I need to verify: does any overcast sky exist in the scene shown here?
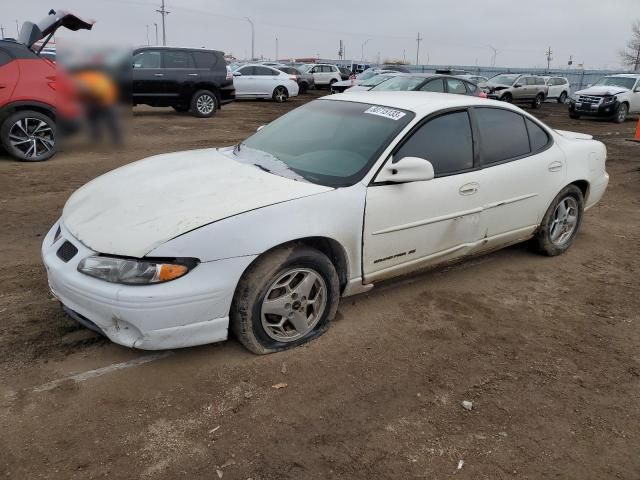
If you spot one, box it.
[3,0,638,69]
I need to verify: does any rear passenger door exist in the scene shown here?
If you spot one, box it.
[472,107,566,248]
[444,78,468,96]
[192,50,222,87]
[253,66,278,95]
[161,50,197,104]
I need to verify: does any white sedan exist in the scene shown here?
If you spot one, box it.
[232,64,299,102]
[42,92,609,353]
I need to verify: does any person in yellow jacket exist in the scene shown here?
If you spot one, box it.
[73,68,122,144]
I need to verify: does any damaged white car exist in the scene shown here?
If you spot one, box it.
[43,92,609,353]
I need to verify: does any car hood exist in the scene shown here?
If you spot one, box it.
[19,10,94,48]
[62,148,332,257]
[574,85,629,96]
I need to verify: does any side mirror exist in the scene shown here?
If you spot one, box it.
[514,83,523,88]
[233,71,242,77]
[375,156,435,183]
[257,125,266,132]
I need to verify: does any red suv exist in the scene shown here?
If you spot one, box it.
[0,10,93,161]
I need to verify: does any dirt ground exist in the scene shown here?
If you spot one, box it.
[1,91,639,480]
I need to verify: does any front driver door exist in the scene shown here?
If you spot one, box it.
[233,66,255,96]
[629,79,640,113]
[363,110,483,283]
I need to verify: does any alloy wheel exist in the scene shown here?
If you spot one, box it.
[549,196,579,246]
[9,117,54,159]
[261,268,327,342]
[617,104,627,123]
[196,94,215,115]
[274,87,287,103]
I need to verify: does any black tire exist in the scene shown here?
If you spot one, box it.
[613,103,628,124]
[501,92,513,103]
[231,245,340,354]
[534,185,584,256]
[557,91,567,104]
[172,105,190,113]
[0,110,56,162]
[189,90,218,118]
[272,86,289,103]
[569,113,581,119]
[299,82,308,94]
[532,93,544,109]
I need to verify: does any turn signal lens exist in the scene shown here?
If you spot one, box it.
[77,256,197,285]
[157,264,188,282]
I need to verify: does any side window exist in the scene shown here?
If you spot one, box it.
[192,51,218,69]
[163,50,193,69]
[446,78,467,95]
[395,111,474,176]
[464,81,477,94]
[253,66,274,76]
[238,66,254,75]
[133,50,161,69]
[420,79,445,92]
[474,108,530,165]
[526,119,550,152]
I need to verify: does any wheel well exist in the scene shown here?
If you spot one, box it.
[0,103,55,123]
[571,180,590,201]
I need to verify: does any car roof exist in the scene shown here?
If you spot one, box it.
[321,91,515,115]
[610,73,640,78]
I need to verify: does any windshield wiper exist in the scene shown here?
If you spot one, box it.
[253,163,271,173]
[233,142,243,154]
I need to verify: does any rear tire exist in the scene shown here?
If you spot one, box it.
[532,93,544,109]
[299,82,308,94]
[231,245,340,354]
[558,91,568,103]
[272,86,289,103]
[190,90,218,118]
[0,110,56,162]
[534,185,584,256]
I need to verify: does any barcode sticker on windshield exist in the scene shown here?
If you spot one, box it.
[364,106,406,120]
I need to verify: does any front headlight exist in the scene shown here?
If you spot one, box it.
[602,95,616,104]
[77,256,198,285]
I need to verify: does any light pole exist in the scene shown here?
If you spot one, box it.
[154,23,159,45]
[488,45,497,67]
[275,37,278,61]
[245,17,255,60]
[361,38,371,62]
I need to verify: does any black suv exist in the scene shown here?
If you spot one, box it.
[132,47,234,117]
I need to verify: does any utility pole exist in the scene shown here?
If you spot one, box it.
[156,0,169,46]
[245,17,255,60]
[488,45,497,66]
[545,46,553,71]
[275,37,278,61]
[15,20,19,36]
[0,25,5,39]
[416,32,423,65]
[154,23,159,45]
[146,24,150,45]
[361,38,371,61]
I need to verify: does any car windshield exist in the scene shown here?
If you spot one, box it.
[360,74,396,87]
[231,100,414,187]
[356,70,379,81]
[592,77,636,90]
[297,64,311,72]
[371,76,427,91]
[489,74,519,86]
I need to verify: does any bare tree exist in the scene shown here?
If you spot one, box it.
[619,20,640,71]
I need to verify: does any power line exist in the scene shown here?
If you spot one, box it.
[155,0,169,46]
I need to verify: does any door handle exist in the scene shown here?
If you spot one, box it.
[548,161,562,172]
[459,183,479,196]
[153,73,164,77]
[188,73,199,76]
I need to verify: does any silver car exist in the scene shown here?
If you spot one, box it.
[484,74,549,109]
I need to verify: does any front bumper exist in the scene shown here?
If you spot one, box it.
[569,99,618,117]
[42,221,256,350]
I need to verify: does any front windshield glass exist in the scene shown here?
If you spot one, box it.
[297,64,311,73]
[356,70,378,81]
[489,74,519,86]
[371,76,425,91]
[231,100,414,187]
[593,77,636,90]
[360,74,396,87]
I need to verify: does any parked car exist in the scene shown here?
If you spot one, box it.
[330,69,398,93]
[569,74,640,123]
[337,65,352,80]
[370,74,486,98]
[458,74,489,84]
[132,47,234,117]
[43,92,608,353]
[543,76,571,103]
[299,63,342,88]
[232,64,299,102]
[344,73,407,92]
[276,66,314,94]
[484,74,548,108]
[0,10,93,162]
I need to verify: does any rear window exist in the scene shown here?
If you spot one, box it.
[474,108,530,165]
[526,119,550,152]
[192,51,218,69]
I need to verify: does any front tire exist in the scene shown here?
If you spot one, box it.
[299,82,308,94]
[231,245,340,354]
[532,93,544,109]
[272,86,289,103]
[558,91,567,103]
[534,185,584,256]
[0,110,56,162]
[613,103,628,124]
[190,90,218,118]
[501,92,513,103]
